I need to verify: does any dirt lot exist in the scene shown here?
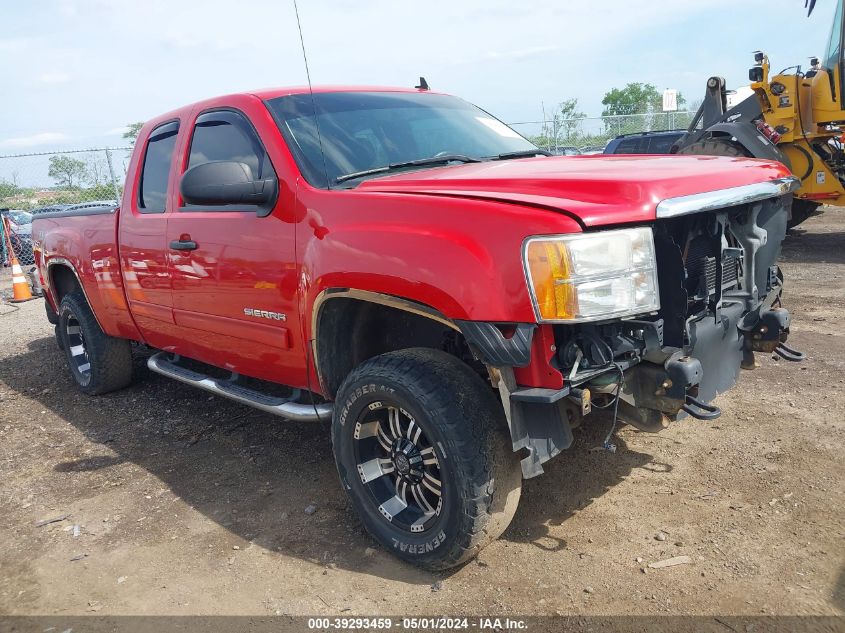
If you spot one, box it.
[0,212,843,618]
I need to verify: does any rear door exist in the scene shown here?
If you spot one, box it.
[166,103,302,386]
[118,120,183,349]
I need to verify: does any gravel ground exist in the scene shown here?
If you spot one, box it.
[0,212,843,617]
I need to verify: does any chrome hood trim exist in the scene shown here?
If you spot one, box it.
[656,177,800,219]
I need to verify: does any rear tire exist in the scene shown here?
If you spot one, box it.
[57,291,133,395]
[332,348,522,570]
[45,299,59,325]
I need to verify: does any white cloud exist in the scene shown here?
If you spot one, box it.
[105,126,129,136]
[0,132,70,149]
[38,72,72,84]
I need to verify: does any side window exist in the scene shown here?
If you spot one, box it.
[138,121,179,213]
[183,110,274,209]
[826,0,843,69]
[614,138,641,154]
[647,135,677,154]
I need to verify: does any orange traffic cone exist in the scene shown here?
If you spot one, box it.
[9,255,33,302]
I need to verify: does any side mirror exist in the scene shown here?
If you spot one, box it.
[180,161,277,210]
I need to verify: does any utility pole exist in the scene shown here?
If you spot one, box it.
[104,148,121,203]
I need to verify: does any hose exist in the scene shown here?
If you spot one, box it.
[600,363,625,453]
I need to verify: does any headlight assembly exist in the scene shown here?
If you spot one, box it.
[523,227,660,323]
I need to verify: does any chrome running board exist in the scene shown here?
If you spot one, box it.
[147,352,332,422]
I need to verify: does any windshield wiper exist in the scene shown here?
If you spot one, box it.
[335,154,481,184]
[489,149,551,160]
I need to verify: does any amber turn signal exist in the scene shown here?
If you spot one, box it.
[524,240,577,320]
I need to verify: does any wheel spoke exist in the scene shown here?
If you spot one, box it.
[388,407,402,440]
[354,420,380,440]
[406,417,423,443]
[410,514,430,533]
[357,458,394,483]
[411,484,435,514]
[422,472,442,496]
[420,446,439,467]
[376,425,393,453]
[396,477,408,504]
[378,494,408,522]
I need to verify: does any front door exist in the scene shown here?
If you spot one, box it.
[166,107,302,387]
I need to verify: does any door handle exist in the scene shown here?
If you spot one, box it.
[169,239,198,251]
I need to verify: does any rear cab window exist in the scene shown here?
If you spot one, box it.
[138,121,179,213]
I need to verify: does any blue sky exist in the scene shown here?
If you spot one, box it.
[0,0,832,154]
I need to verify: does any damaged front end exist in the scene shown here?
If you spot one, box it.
[477,177,804,478]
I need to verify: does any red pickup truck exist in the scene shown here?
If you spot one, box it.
[33,86,802,569]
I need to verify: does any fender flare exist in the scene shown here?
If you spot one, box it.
[310,288,460,337]
[309,289,460,396]
[309,288,538,395]
[44,257,105,330]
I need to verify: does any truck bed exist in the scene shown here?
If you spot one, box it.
[34,207,141,341]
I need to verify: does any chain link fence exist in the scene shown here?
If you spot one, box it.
[0,147,132,268]
[1,216,35,267]
[508,111,696,153]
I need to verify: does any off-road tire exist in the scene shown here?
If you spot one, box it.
[677,137,749,159]
[57,291,133,395]
[332,348,522,570]
[45,298,59,325]
[680,138,821,230]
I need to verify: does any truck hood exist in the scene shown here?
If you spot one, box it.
[356,154,792,227]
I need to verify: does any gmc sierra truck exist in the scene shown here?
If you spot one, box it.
[33,86,803,570]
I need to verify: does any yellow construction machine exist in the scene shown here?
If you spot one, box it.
[674,0,845,227]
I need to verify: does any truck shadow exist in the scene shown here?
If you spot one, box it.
[782,228,845,265]
[0,336,651,584]
[502,425,657,553]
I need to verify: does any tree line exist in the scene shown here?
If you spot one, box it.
[0,153,122,210]
[530,83,694,152]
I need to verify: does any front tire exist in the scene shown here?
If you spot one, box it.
[332,348,522,570]
[57,291,133,395]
